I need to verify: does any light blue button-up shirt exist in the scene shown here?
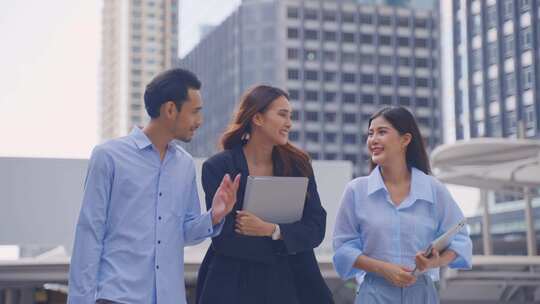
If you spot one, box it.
[68,128,223,304]
[333,166,472,285]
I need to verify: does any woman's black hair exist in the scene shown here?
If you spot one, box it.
[368,106,431,174]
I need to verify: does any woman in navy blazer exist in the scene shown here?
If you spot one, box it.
[196,85,333,304]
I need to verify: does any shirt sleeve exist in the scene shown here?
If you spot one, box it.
[183,163,224,246]
[332,183,365,280]
[435,181,473,270]
[68,146,113,304]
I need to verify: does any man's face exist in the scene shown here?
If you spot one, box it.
[172,88,203,142]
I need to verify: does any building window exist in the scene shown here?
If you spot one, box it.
[414,18,428,28]
[399,96,411,105]
[380,75,393,86]
[304,29,319,40]
[344,154,357,164]
[416,77,429,88]
[361,54,375,63]
[304,70,319,81]
[415,58,428,68]
[306,112,319,122]
[323,10,336,22]
[380,35,392,46]
[287,7,299,19]
[472,49,482,71]
[323,31,337,41]
[487,42,498,65]
[291,110,300,121]
[398,57,411,67]
[415,38,428,48]
[521,27,532,50]
[323,51,336,62]
[486,5,497,28]
[289,131,299,141]
[324,132,337,143]
[503,0,513,19]
[397,16,409,28]
[504,72,515,96]
[287,69,299,80]
[304,9,318,20]
[306,90,319,101]
[360,14,373,24]
[360,34,373,44]
[325,153,337,160]
[472,85,483,107]
[472,14,482,36]
[324,92,336,103]
[343,73,356,83]
[306,131,319,142]
[287,48,299,59]
[522,66,533,90]
[397,36,410,47]
[324,71,337,82]
[342,52,356,63]
[343,12,355,23]
[490,116,501,136]
[520,0,530,11]
[343,93,356,103]
[379,15,392,26]
[289,89,299,100]
[504,34,514,57]
[361,74,374,84]
[325,112,336,122]
[379,55,392,65]
[342,32,355,43]
[416,97,429,107]
[525,105,535,128]
[343,113,356,124]
[344,133,357,144]
[380,95,392,105]
[398,76,411,87]
[488,79,499,101]
[506,111,517,134]
[287,27,299,39]
[362,94,375,104]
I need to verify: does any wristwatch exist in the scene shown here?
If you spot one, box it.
[271,224,281,240]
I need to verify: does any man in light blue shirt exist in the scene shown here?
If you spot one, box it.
[68,68,240,304]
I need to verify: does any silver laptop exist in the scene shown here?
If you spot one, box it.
[242,176,308,224]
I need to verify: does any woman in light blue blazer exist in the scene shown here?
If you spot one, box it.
[333,106,472,304]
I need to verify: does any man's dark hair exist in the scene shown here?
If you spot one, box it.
[144,68,202,118]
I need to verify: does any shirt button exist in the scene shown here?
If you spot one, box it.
[159,192,162,197]
[158,240,161,244]
[156,265,159,269]
[158,216,162,220]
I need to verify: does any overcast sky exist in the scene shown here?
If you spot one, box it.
[0,0,239,159]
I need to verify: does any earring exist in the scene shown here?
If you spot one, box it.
[241,133,251,141]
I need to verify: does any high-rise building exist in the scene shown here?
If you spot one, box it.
[180,0,441,176]
[100,0,179,140]
[441,0,540,142]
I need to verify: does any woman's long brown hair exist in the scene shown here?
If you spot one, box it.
[220,85,313,177]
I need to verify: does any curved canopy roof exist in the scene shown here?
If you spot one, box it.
[431,138,540,191]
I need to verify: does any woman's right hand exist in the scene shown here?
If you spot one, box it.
[378,262,417,287]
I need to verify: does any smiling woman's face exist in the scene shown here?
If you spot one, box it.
[252,96,293,146]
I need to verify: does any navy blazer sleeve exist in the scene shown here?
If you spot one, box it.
[279,173,327,254]
[202,156,276,262]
